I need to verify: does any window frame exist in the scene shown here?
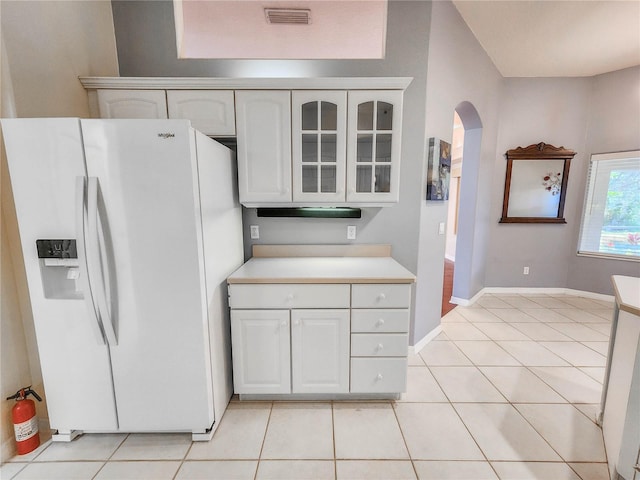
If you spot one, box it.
[577,150,640,262]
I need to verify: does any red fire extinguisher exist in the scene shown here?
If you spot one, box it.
[6,386,42,455]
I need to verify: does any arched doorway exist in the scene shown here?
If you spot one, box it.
[441,111,464,315]
[443,101,483,311]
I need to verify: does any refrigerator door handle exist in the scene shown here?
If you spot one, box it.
[75,176,106,345]
[87,177,118,346]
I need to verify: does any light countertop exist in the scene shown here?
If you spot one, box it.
[612,275,640,316]
[227,256,416,284]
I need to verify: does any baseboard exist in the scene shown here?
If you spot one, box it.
[454,286,615,305]
[450,289,485,306]
[410,325,443,355]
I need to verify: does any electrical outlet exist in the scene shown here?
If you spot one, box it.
[523,266,530,275]
[438,222,445,235]
[250,225,260,240]
[347,225,357,240]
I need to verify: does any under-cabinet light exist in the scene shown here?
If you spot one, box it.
[256,207,362,219]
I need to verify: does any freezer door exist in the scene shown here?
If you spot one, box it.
[80,119,215,431]
[1,118,118,431]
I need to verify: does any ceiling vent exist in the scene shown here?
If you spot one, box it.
[264,8,311,25]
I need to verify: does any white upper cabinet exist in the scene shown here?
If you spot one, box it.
[97,90,168,119]
[292,91,347,203]
[346,90,403,204]
[166,90,235,136]
[235,91,292,205]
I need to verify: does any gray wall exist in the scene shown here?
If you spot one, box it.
[566,66,640,293]
[486,77,592,288]
[112,0,433,344]
[414,0,502,337]
[484,69,640,294]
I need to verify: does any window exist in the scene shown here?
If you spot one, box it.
[578,150,640,261]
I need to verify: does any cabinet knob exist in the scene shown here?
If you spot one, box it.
[376,343,384,351]
[286,293,294,302]
[280,320,288,327]
[377,293,386,301]
[376,373,384,381]
[376,318,385,326]
[293,319,300,326]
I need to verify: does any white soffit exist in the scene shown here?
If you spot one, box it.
[452,0,640,77]
[174,0,388,59]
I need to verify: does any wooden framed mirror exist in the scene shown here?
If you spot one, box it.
[500,142,576,224]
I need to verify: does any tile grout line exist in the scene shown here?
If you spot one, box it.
[440,300,610,477]
[91,432,130,480]
[389,400,419,480]
[331,401,337,480]
[254,401,274,480]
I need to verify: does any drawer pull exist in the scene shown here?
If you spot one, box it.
[376,373,384,381]
[376,319,385,327]
[376,343,384,351]
[285,293,294,302]
[280,320,288,327]
[377,293,386,301]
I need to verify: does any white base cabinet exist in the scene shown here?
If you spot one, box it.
[230,310,290,394]
[228,282,411,397]
[291,309,350,394]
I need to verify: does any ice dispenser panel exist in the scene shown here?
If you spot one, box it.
[37,239,82,299]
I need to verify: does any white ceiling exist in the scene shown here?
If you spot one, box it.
[172,0,640,76]
[452,0,640,77]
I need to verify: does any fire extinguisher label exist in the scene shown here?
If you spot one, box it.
[14,417,38,442]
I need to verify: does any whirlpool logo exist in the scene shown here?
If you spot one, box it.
[158,133,175,139]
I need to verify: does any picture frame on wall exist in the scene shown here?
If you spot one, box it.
[426,137,452,201]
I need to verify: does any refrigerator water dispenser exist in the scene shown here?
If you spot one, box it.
[36,239,83,299]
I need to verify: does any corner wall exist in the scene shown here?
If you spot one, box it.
[0,0,118,460]
[567,66,640,293]
[415,0,502,341]
[485,69,640,294]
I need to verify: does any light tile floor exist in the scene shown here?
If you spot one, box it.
[1,293,614,480]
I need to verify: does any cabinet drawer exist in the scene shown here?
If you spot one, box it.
[351,284,411,308]
[351,334,408,357]
[351,309,409,333]
[229,284,350,309]
[350,358,408,393]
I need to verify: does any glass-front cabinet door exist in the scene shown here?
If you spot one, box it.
[347,90,403,204]
[292,91,347,203]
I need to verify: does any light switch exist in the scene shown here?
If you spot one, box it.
[250,225,260,239]
[438,222,445,235]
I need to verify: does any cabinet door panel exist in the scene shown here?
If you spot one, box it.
[167,90,235,135]
[291,309,350,393]
[236,91,292,205]
[347,90,402,204]
[292,91,346,202]
[97,90,167,119]
[231,310,291,394]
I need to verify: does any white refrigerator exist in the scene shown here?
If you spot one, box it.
[1,118,244,441]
